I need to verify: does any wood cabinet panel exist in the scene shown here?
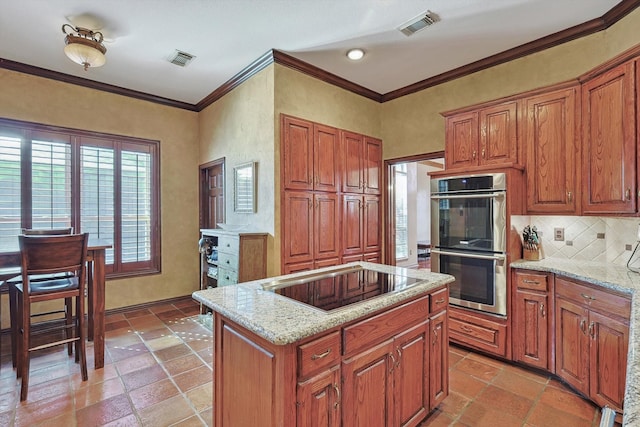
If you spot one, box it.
[314,193,341,260]
[524,87,580,213]
[581,61,636,214]
[448,307,508,358]
[298,332,341,379]
[555,296,591,396]
[445,111,478,169]
[297,367,340,427]
[342,339,395,427]
[283,116,314,191]
[364,137,382,194]
[314,124,340,193]
[342,194,364,255]
[429,310,448,410]
[341,131,364,193]
[284,191,314,264]
[480,102,518,166]
[513,290,549,370]
[364,195,381,253]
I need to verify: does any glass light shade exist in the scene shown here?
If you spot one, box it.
[64,43,106,69]
[347,48,365,61]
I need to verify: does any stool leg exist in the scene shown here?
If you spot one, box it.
[65,297,73,356]
[19,292,30,401]
[77,293,87,381]
[9,283,17,369]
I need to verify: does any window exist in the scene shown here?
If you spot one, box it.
[0,118,160,277]
[395,163,408,260]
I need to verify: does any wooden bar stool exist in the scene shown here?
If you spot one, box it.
[14,233,89,401]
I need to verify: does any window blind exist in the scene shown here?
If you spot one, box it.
[0,135,22,251]
[121,150,152,263]
[395,164,409,259]
[31,139,71,230]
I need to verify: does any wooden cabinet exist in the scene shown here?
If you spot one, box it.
[524,86,580,213]
[341,194,381,257]
[341,131,382,195]
[512,271,553,370]
[429,300,448,409]
[555,277,630,411]
[200,229,268,288]
[448,306,509,358]
[282,116,339,193]
[444,101,518,170]
[283,191,341,264]
[581,61,636,214]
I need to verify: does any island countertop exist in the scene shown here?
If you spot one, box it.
[192,261,454,346]
[511,258,640,426]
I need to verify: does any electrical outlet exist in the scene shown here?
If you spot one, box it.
[566,240,573,246]
[554,227,565,241]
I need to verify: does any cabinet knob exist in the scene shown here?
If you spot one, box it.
[567,191,572,202]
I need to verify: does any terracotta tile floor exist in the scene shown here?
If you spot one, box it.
[0,299,609,426]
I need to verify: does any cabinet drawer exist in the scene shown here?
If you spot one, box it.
[218,251,239,271]
[556,277,631,319]
[343,295,429,356]
[218,236,239,254]
[449,309,508,357]
[430,287,448,313]
[298,331,341,379]
[514,271,548,292]
[218,268,238,286]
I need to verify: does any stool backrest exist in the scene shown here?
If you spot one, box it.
[19,233,89,279]
[21,228,73,236]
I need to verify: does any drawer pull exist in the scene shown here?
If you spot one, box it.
[588,321,595,338]
[311,349,331,360]
[580,293,596,301]
[540,303,545,318]
[461,325,473,333]
[435,298,446,304]
[332,384,340,409]
[522,279,540,285]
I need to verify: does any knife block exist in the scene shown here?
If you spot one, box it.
[523,246,543,261]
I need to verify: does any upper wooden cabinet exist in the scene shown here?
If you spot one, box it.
[581,61,636,214]
[341,131,382,194]
[523,86,580,214]
[444,101,518,170]
[282,115,340,193]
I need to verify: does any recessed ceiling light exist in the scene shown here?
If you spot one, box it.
[347,48,365,61]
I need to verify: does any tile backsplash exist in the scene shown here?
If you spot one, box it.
[511,215,640,267]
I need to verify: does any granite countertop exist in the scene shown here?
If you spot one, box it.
[511,258,640,426]
[192,261,454,346]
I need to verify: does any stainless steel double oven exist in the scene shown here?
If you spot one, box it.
[430,173,507,316]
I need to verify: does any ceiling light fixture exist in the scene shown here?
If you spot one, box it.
[347,48,365,61]
[62,24,107,71]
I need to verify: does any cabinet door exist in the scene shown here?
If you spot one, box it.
[524,87,579,213]
[445,111,478,169]
[479,101,518,166]
[283,116,314,191]
[341,131,364,193]
[342,195,364,255]
[363,195,381,254]
[588,311,629,411]
[513,290,549,370]
[314,124,340,192]
[363,137,382,194]
[581,61,636,214]
[342,339,395,427]
[393,321,430,427]
[555,297,590,396]
[284,191,314,264]
[297,367,341,427]
[314,193,341,260]
[429,310,448,410]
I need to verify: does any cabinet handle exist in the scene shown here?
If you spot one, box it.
[389,353,396,373]
[311,349,331,360]
[332,384,340,409]
[626,188,632,201]
[472,150,477,160]
[567,191,572,202]
[580,319,587,335]
[433,328,438,345]
[588,321,595,338]
[481,148,485,158]
[436,298,446,304]
[396,348,402,368]
[539,303,545,318]
[580,293,596,301]
[461,325,473,333]
[522,279,540,285]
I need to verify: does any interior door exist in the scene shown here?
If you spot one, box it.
[200,159,225,229]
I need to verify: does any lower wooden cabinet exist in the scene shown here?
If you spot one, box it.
[429,310,448,408]
[555,277,630,411]
[297,367,341,427]
[448,306,509,358]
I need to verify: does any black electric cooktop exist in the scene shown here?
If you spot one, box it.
[262,266,423,312]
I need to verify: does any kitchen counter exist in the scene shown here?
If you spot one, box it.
[511,258,640,426]
[192,261,454,345]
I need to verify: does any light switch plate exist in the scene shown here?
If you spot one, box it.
[554,227,565,241]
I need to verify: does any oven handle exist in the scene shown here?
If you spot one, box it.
[431,192,505,200]
[431,249,506,262]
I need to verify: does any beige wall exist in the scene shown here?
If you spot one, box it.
[198,67,278,275]
[0,69,200,323]
[380,7,640,160]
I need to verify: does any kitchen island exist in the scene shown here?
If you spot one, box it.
[192,262,454,427]
[512,258,640,427]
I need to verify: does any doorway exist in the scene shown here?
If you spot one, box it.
[385,153,444,269]
[200,158,225,229]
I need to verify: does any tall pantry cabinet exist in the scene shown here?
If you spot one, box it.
[281,114,382,274]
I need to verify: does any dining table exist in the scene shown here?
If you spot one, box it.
[0,237,112,370]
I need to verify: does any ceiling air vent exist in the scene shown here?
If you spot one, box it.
[398,11,437,36]
[169,50,196,67]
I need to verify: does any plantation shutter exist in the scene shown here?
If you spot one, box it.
[0,132,23,251]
